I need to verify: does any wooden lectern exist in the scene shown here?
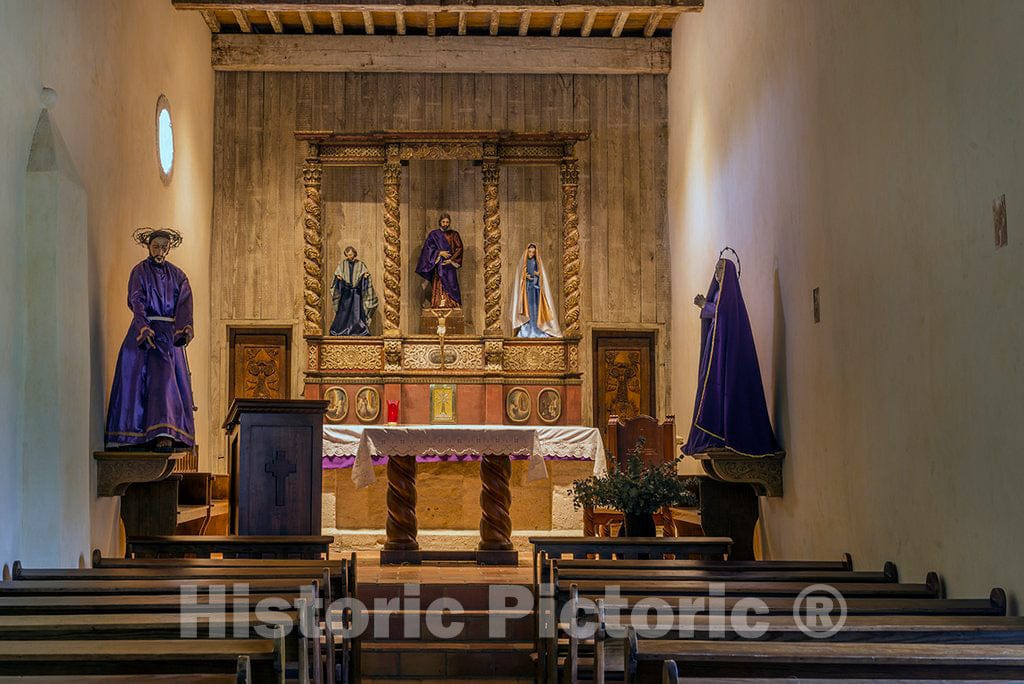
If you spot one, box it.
[223,399,328,535]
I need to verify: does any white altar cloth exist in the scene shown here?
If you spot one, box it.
[322,424,606,488]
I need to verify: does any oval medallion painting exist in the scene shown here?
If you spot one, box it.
[505,387,531,423]
[355,386,381,423]
[324,386,348,423]
[538,388,562,424]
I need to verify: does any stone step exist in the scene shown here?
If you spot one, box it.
[359,609,535,641]
[360,641,535,679]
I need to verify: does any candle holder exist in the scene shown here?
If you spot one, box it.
[387,400,400,425]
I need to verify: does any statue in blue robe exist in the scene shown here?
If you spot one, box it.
[682,257,782,457]
[329,246,378,336]
[511,243,561,338]
[105,228,195,450]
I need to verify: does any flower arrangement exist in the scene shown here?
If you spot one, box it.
[569,436,699,514]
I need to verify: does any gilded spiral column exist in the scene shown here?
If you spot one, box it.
[384,455,419,551]
[482,160,502,336]
[302,162,324,337]
[478,454,513,551]
[560,158,581,336]
[382,153,402,337]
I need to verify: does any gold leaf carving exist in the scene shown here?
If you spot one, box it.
[320,343,383,371]
[503,344,566,373]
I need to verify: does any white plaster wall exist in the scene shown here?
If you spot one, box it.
[669,0,1024,604]
[0,0,213,563]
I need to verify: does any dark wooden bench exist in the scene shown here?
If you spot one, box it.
[0,636,284,682]
[551,561,898,585]
[529,537,733,595]
[126,535,334,559]
[12,560,346,603]
[546,553,854,572]
[645,638,1024,682]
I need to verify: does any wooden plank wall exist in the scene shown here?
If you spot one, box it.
[210,72,669,454]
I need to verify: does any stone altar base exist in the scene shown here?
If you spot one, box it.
[322,459,593,532]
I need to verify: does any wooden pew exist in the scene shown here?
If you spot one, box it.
[530,537,733,592]
[552,561,899,585]
[126,535,333,559]
[547,553,855,572]
[561,585,1014,683]
[641,637,1024,682]
[12,560,346,603]
[0,567,329,683]
[0,635,286,682]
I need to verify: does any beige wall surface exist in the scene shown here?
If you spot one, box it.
[0,0,213,565]
[669,0,1024,601]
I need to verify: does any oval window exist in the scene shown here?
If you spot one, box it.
[156,94,174,184]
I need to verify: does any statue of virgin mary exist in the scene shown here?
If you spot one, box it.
[511,243,561,338]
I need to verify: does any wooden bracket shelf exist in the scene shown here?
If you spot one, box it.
[692,449,785,498]
[93,451,184,497]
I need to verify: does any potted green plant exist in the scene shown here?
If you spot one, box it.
[569,436,699,537]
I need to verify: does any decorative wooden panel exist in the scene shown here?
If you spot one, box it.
[593,331,655,430]
[229,328,291,401]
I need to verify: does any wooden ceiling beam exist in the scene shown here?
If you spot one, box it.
[330,10,344,33]
[232,9,252,32]
[362,9,375,33]
[395,10,406,34]
[610,10,628,37]
[299,10,314,32]
[642,10,663,37]
[457,11,467,35]
[212,34,672,73]
[518,10,531,36]
[266,9,284,32]
[550,11,564,36]
[580,9,597,36]
[200,9,221,32]
[176,1,703,12]
[489,11,501,36]
[427,12,437,35]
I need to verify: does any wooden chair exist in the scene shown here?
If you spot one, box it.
[585,415,678,537]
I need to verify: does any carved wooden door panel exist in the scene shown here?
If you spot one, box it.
[592,332,656,429]
[229,329,291,401]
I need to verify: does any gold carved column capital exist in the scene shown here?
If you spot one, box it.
[302,160,325,337]
[383,338,403,372]
[482,159,502,336]
[382,156,402,337]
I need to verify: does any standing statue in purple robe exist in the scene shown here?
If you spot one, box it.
[105,228,195,450]
[415,213,463,309]
[329,246,378,336]
[682,256,782,457]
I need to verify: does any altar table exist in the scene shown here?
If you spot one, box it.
[322,424,605,564]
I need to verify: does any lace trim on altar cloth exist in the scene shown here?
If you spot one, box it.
[322,450,598,469]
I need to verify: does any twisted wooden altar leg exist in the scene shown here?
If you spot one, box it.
[385,455,419,551]
[479,454,513,551]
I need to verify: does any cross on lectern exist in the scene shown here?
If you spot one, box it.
[265,450,296,507]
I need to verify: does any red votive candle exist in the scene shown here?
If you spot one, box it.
[387,400,399,424]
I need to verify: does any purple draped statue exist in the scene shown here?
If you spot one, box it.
[682,258,781,457]
[415,213,463,308]
[105,230,195,449]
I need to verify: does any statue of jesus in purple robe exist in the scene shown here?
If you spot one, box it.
[415,213,463,309]
[105,228,195,450]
